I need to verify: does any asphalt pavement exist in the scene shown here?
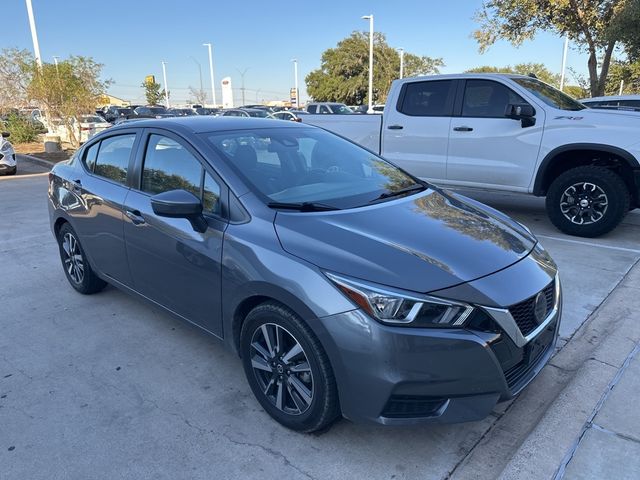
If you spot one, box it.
[1,156,638,479]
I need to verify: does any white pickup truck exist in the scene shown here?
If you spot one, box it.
[305,74,640,237]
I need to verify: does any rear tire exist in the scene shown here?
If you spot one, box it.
[57,223,107,294]
[240,302,340,433]
[546,166,629,237]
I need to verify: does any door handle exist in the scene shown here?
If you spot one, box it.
[387,124,404,130]
[125,209,146,225]
[453,126,473,132]
[71,179,82,192]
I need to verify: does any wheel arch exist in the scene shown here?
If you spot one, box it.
[227,283,321,357]
[533,144,640,203]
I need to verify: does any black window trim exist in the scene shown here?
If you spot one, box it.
[454,78,535,119]
[132,127,229,222]
[394,79,457,117]
[79,129,141,188]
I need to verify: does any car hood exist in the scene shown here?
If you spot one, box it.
[274,188,536,293]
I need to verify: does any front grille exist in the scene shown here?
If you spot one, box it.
[381,395,447,418]
[508,281,555,336]
[503,341,551,391]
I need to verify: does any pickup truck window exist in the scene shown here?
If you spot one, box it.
[512,77,585,111]
[398,80,454,116]
[307,105,317,113]
[462,80,525,118]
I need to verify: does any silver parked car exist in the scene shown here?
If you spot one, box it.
[48,117,561,432]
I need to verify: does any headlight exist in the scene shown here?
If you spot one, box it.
[325,272,474,327]
[0,141,12,153]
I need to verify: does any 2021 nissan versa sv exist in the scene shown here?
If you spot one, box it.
[48,117,562,432]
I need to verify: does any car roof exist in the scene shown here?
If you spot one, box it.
[105,116,306,134]
[581,95,640,102]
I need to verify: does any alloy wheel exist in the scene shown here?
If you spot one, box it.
[559,182,609,225]
[250,323,314,415]
[62,232,84,284]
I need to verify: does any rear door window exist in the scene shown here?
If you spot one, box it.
[398,80,455,116]
[93,134,136,184]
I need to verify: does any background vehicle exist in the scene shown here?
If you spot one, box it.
[272,110,309,122]
[581,95,640,112]
[53,115,112,144]
[194,107,220,116]
[168,108,197,117]
[134,106,173,118]
[101,106,134,123]
[305,74,640,237]
[220,108,274,118]
[48,117,560,433]
[0,131,16,176]
[306,102,353,114]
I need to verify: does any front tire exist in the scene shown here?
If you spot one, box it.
[546,166,630,237]
[57,223,107,294]
[240,302,340,433]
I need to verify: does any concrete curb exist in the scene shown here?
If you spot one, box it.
[16,153,59,169]
[449,258,640,480]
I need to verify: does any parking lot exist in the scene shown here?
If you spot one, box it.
[2,157,639,479]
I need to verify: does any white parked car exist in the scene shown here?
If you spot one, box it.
[581,95,640,112]
[0,131,16,176]
[305,74,640,237]
[55,115,111,144]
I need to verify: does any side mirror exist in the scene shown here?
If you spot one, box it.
[505,103,536,127]
[1,132,9,138]
[150,189,208,233]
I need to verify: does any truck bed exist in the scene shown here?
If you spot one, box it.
[302,114,383,153]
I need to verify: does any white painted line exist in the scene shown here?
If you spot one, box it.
[537,234,640,254]
[0,172,49,181]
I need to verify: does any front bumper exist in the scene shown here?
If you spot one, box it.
[311,250,561,425]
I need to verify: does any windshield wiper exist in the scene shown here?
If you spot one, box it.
[370,183,427,202]
[267,201,340,212]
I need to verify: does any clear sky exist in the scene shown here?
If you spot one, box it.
[4,0,591,105]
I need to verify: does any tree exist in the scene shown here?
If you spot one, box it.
[27,56,111,147]
[306,31,443,104]
[0,48,33,113]
[474,0,636,97]
[142,79,165,105]
[466,63,560,85]
[188,86,207,106]
[610,0,640,61]
[605,60,640,94]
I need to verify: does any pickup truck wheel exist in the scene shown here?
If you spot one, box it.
[546,166,629,237]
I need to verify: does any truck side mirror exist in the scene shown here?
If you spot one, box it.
[505,103,536,127]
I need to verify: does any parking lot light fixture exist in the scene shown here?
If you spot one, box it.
[291,58,299,109]
[362,15,374,113]
[203,43,217,107]
[398,48,404,79]
[25,0,42,68]
[161,61,170,108]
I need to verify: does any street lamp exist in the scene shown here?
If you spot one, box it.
[362,14,374,113]
[291,58,299,109]
[203,43,217,107]
[25,0,42,67]
[398,48,404,79]
[53,56,60,74]
[161,61,170,108]
[559,36,569,92]
[236,68,250,106]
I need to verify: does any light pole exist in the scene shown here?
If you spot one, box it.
[189,56,203,100]
[362,14,374,113]
[203,43,217,107]
[25,0,42,67]
[291,58,299,109]
[559,36,569,91]
[236,68,249,106]
[398,48,404,79]
[53,56,60,74]
[161,61,170,108]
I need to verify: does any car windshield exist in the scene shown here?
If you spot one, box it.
[205,127,422,209]
[149,107,167,114]
[330,104,353,114]
[512,77,585,111]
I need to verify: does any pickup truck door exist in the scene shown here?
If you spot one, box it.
[382,79,456,182]
[446,79,544,191]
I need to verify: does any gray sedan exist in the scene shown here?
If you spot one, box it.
[48,117,561,432]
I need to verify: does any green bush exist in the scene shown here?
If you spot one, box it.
[3,113,42,143]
